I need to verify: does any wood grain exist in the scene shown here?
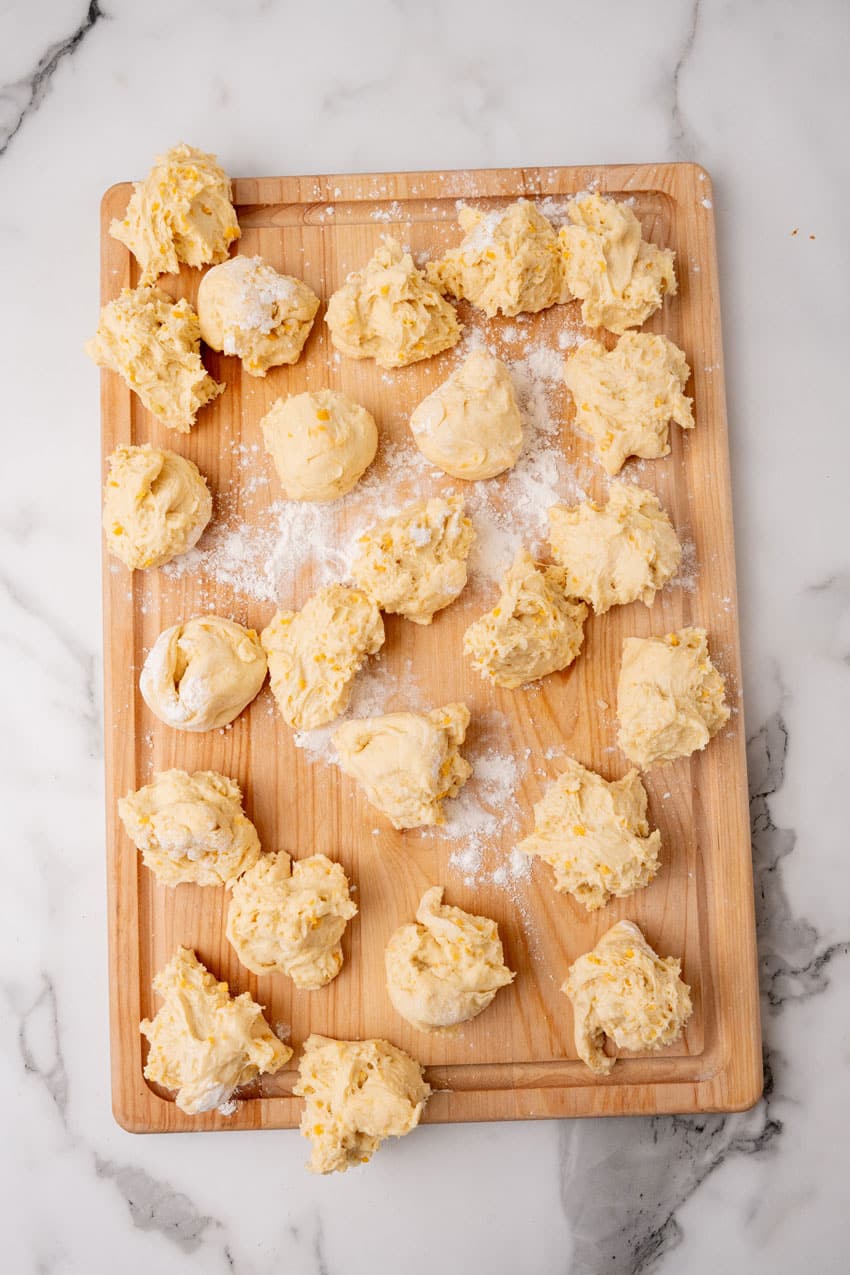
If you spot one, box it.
[100,163,761,1133]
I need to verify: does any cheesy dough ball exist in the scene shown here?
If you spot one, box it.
[559,193,676,333]
[140,947,291,1115]
[518,756,661,909]
[110,143,240,285]
[118,769,261,888]
[351,493,474,625]
[617,627,730,768]
[197,255,320,376]
[548,481,681,613]
[385,886,514,1031]
[563,921,692,1074]
[409,350,523,480]
[103,444,212,570]
[226,851,357,988]
[333,703,472,830]
[427,199,568,317]
[294,1035,430,1174]
[261,390,378,501]
[325,235,460,369]
[86,286,223,433]
[140,615,267,732]
[463,549,587,689]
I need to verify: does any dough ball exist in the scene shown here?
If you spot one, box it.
[103,444,212,570]
[110,143,240,285]
[385,886,514,1032]
[518,756,661,910]
[86,285,223,434]
[564,333,694,475]
[197,255,320,376]
[226,851,357,988]
[333,703,472,830]
[140,615,267,732]
[409,350,523,480]
[617,626,730,768]
[427,199,567,317]
[293,1034,430,1173]
[559,193,676,333]
[118,768,260,887]
[548,481,681,614]
[463,548,587,689]
[325,235,461,369]
[352,493,474,625]
[261,586,384,731]
[562,920,692,1074]
[140,947,291,1115]
[261,389,377,501]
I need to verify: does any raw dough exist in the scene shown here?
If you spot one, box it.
[385,886,514,1031]
[352,493,474,624]
[140,615,267,732]
[102,444,212,570]
[427,199,568,317]
[110,143,240,285]
[333,703,472,830]
[617,626,730,768]
[463,548,587,689]
[85,286,223,433]
[118,769,261,887]
[226,851,357,988]
[518,756,661,910]
[197,255,319,376]
[559,193,676,333]
[564,333,694,475]
[325,235,461,369]
[140,947,291,1114]
[562,920,692,1074]
[409,350,523,480]
[293,1034,430,1174]
[261,586,384,731]
[260,389,377,501]
[548,481,681,613]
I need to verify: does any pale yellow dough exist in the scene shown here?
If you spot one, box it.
[617,626,730,768]
[226,852,357,988]
[352,493,474,625]
[463,548,587,689]
[261,586,384,731]
[409,350,523,480]
[294,1034,430,1174]
[140,615,267,732]
[197,255,319,376]
[325,235,461,369]
[548,481,681,614]
[518,757,661,910]
[110,143,240,285]
[86,286,223,433]
[385,886,514,1031]
[103,444,212,570]
[333,703,472,830]
[562,920,692,1074]
[427,199,568,317]
[559,193,676,333]
[118,769,260,887]
[261,389,378,501]
[564,333,694,475]
[140,947,291,1114]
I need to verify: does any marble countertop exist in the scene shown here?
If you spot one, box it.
[3,1,848,1271]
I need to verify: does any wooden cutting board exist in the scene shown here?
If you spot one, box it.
[100,162,761,1133]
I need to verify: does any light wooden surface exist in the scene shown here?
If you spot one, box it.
[100,162,761,1133]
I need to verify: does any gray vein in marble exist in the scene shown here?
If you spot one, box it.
[17,975,69,1119]
[0,0,103,157]
[670,0,701,160]
[93,1157,220,1255]
[558,696,848,1275]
